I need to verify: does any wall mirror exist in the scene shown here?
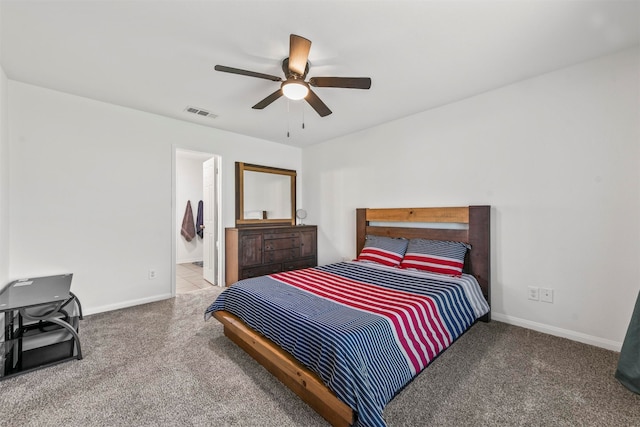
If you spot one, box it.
[235,162,296,227]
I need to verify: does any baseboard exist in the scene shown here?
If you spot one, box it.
[83,293,173,316]
[491,312,622,352]
[176,258,203,265]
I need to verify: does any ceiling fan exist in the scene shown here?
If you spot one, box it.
[214,34,372,117]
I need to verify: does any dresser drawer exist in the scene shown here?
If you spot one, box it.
[264,248,301,263]
[282,258,317,272]
[241,263,282,279]
[263,232,298,240]
[264,237,300,251]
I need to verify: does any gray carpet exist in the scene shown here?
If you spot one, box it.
[1,286,638,426]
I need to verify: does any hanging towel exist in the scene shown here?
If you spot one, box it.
[181,200,196,242]
[196,200,204,238]
[615,290,640,394]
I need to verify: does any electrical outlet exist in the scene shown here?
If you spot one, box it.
[148,269,157,280]
[540,288,554,303]
[528,286,539,301]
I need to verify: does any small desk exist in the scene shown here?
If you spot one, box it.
[1,281,83,380]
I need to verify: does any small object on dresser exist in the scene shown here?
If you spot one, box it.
[296,209,307,225]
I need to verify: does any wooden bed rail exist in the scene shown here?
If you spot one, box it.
[213,311,354,427]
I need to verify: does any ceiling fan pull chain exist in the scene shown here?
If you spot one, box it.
[287,99,291,137]
[302,103,305,130]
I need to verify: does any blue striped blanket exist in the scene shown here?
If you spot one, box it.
[205,261,489,427]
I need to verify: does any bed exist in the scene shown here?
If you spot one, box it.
[205,206,490,427]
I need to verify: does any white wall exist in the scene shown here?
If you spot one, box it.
[175,151,209,264]
[0,65,9,286]
[302,48,640,351]
[8,81,301,314]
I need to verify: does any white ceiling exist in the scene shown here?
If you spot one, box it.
[1,1,638,147]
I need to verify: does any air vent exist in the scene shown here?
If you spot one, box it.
[184,106,218,119]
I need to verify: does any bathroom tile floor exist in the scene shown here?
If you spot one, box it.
[176,262,214,294]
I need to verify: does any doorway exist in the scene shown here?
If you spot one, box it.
[173,148,221,294]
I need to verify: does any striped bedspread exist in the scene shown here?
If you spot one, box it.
[205,261,489,427]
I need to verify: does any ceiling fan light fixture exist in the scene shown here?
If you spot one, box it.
[281,80,309,100]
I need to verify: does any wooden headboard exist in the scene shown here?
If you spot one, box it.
[356,206,491,318]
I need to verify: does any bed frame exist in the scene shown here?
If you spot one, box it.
[213,206,491,427]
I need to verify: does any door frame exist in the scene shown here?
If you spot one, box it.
[171,146,223,295]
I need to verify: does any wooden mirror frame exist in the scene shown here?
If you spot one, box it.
[235,162,297,227]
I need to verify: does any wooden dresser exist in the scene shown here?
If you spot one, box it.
[225,225,317,286]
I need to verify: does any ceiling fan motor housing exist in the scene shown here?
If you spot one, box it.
[282,57,310,79]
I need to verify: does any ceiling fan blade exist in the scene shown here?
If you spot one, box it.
[214,65,282,82]
[309,77,372,89]
[252,89,283,110]
[288,34,311,77]
[305,89,332,117]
